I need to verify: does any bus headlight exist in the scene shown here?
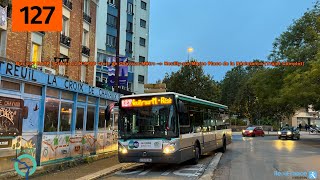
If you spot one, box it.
[119,144,128,154]
[163,145,175,154]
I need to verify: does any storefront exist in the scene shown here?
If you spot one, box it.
[0,61,121,172]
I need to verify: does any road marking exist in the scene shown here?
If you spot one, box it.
[161,169,172,176]
[173,164,204,177]
[138,168,152,175]
[115,168,143,175]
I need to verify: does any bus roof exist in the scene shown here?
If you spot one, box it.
[120,92,228,109]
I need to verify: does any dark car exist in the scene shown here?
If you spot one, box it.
[242,126,265,137]
[278,127,300,140]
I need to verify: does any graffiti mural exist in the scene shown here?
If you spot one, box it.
[22,99,40,132]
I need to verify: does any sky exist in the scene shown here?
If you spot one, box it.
[147,0,316,83]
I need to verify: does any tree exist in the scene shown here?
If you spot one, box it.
[162,60,221,102]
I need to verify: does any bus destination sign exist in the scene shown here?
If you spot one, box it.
[121,97,173,107]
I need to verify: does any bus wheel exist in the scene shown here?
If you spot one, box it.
[191,145,200,165]
[219,137,226,153]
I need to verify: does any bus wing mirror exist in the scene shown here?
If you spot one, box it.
[22,106,28,119]
[178,101,186,113]
[105,103,117,123]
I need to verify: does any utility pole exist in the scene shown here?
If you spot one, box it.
[114,0,121,93]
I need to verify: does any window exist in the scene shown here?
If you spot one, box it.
[100,99,106,106]
[31,43,41,65]
[138,75,144,84]
[88,96,97,104]
[76,107,84,130]
[44,98,59,132]
[61,91,73,100]
[108,0,115,6]
[46,88,59,98]
[59,54,68,75]
[141,1,147,10]
[127,2,133,14]
[99,108,112,130]
[127,22,133,32]
[139,37,146,47]
[81,65,86,82]
[78,94,86,102]
[59,102,73,131]
[86,106,95,131]
[62,16,69,36]
[126,41,132,52]
[139,56,145,62]
[83,0,90,14]
[24,83,42,95]
[140,19,146,28]
[83,29,89,47]
[1,80,20,91]
[107,14,117,27]
[106,34,116,48]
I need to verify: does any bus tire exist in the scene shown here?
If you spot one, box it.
[219,137,227,153]
[191,145,200,165]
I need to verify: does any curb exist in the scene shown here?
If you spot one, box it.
[199,152,222,180]
[75,163,139,180]
[0,151,117,180]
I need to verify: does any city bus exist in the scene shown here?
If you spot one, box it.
[107,92,231,164]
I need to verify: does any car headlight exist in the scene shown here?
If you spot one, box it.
[163,145,175,154]
[249,130,253,133]
[242,130,245,133]
[278,131,281,135]
[287,131,292,135]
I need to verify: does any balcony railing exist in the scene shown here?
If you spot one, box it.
[60,34,71,47]
[63,0,73,10]
[38,31,45,35]
[83,12,91,24]
[82,45,90,56]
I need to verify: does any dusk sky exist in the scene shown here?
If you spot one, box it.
[148,0,315,83]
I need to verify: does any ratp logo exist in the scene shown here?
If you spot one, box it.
[308,171,317,179]
[12,154,37,180]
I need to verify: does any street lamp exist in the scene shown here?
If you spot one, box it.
[187,47,193,61]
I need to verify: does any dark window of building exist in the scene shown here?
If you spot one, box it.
[100,99,106,106]
[127,21,133,32]
[44,98,59,132]
[1,80,20,91]
[59,102,73,132]
[61,91,73,100]
[78,94,86,102]
[24,83,42,95]
[140,19,146,28]
[138,75,144,84]
[107,14,117,27]
[140,37,146,47]
[46,88,59,98]
[127,2,133,14]
[126,41,132,52]
[86,106,95,131]
[76,107,84,130]
[88,96,97,104]
[141,1,147,10]
[139,56,145,62]
[106,34,116,48]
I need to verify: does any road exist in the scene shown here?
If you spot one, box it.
[213,133,320,180]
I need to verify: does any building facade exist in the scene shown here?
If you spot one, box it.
[0,0,123,174]
[95,0,150,94]
[1,0,98,86]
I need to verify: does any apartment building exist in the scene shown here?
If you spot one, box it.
[95,0,150,94]
[1,0,97,86]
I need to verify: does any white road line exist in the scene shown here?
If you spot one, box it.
[199,152,223,180]
[138,168,152,176]
[161,169,172,176]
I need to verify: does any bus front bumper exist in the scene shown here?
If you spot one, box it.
[118,150,181,164]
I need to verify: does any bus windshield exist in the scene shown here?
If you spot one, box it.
[119,104,178,139]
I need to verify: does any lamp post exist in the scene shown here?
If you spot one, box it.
[187,47,193,61]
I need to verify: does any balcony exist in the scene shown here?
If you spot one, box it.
[83,12,91,24]
[60,34,71,47]
[38,31,45,35]
[82,45,90,56]
[63,0,73,10]
[125,49,133,54]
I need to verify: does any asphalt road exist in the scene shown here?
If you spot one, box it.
[100,152,216,180]
[213,133,320,180]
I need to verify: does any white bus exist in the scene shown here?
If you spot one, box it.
[107,92,231,164]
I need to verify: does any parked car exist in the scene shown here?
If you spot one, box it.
[278,127,300,140]
[242,127,265,137]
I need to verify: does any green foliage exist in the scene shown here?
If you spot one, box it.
[162,59,221,102]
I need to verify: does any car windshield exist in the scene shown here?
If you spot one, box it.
[246,127,255,130]
[119,104,178,139]
[281,127,293,131]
